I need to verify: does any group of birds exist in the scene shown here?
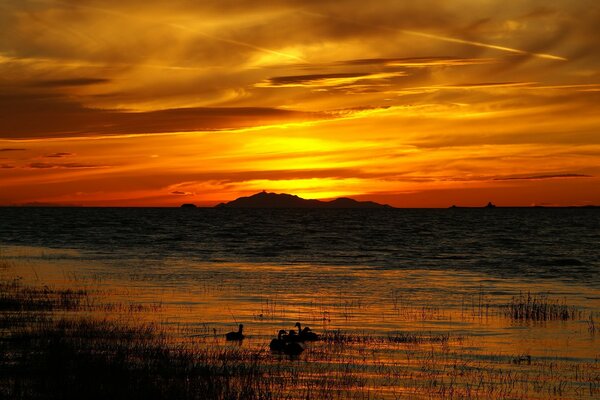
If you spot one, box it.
[269,322,320,355]
[225,322,320,356]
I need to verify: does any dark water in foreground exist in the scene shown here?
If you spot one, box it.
[1,207,599,399]
[1,207,598,285]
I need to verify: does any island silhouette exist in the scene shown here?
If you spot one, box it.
[215,191,392,209]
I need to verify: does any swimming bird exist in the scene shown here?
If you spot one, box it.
[283,340,305,356]
[283,329,303,342]
[295,322,320,341]
[269,329,287,351]
[225,324,245,341]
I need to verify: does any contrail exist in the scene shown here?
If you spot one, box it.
[168,22,307,63]
[402,30,566,61]
[301,10,566,62]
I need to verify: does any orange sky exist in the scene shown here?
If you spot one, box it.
[1,0,599,207]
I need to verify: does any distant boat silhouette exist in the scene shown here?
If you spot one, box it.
[225,324,245,341]
[449,202,498,209]
[269,329,287,351]
[295,322,320,341]
[215,191,392,209]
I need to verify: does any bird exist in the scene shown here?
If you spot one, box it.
[283,340,305,356]
[295,322,320,341]
[283,329,303,342]
[270,328,306,356]
[225,324,245,341]
[269,329,287,351]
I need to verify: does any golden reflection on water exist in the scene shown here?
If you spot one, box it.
[2,245,599,399]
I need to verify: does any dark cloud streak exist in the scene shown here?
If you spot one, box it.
[493,173,591,181]
[45,152,74,158]
[0,93,326,139]
[26,162,106,169]
[30,78,110,87]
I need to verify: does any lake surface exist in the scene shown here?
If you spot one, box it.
[1,207,599,398]
[1,207,599,284]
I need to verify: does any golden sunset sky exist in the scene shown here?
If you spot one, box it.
[1,0,599,207]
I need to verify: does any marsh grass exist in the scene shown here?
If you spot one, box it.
[1,319,277,400]
[1,259,598,399]
[0,283,278,400]
[503,292,582,321]
[0,278,87,312]
[322,330,455,345]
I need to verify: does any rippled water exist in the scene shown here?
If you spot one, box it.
[1,207,599,285]
[1,207,599,398]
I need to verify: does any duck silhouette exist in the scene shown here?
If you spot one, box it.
[225,324,245,341]
[269,329,305,355]
[283,340,305,356]
[269,329,287,351]
[283,329,303,342]
[295,322,320,341]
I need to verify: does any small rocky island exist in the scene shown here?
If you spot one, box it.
[215,191,392,209]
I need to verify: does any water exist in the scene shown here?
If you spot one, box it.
[1,207,599,398]
[1,207,599,285]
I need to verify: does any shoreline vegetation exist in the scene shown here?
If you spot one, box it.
[1,256,598,399]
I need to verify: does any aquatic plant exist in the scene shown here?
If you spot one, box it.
[503,292,581,321]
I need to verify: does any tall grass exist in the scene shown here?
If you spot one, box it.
[1,259,598,399]
[503,292,582,321]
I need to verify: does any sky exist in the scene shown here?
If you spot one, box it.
[1,0,599,207]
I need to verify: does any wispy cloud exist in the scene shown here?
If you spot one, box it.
[0,93,328,139]
[493,173,591,181]
[336,57,496,67]
[1,0,599,207]
[45,152,74,158]
[26,162,106,169]
[257,72,406,88]
[31,78,110,87]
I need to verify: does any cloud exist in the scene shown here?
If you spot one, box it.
[444,81,535,88]
[493,173,592,181]
[31,78,110,87]
[0,92,327,139]
[0,0,599,207]
[333,56,496,67]
[257,71,406,88]
[170,191,193,196]
[0,148,26,152]
[26,162,106,169]
[0,164,15,169]
[45,152,74,158]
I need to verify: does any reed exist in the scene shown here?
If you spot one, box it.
[503,292,581,321]
[1,258,598,400]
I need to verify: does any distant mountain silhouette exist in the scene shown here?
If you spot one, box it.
[215,191,392,209]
